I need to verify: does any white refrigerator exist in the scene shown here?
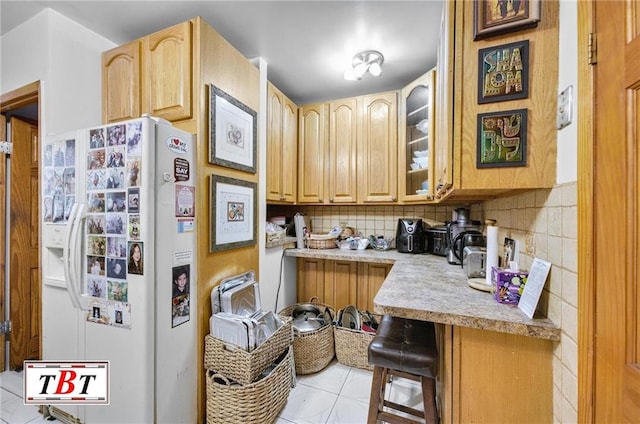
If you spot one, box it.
[40,115,197,423]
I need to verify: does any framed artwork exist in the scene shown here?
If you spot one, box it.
[478,40,529,104]
[209,175,256,252]
[473,0,541,40]
[477,109,527,168]
[209,84,257,173]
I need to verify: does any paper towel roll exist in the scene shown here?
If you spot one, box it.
[485,225,499,286]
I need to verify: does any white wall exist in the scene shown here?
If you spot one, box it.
[1,8,116,135]
[556,0,578,184]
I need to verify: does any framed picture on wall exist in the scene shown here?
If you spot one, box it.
[209,175,256,252]
[208,84,257,173]
[473,0,541,40]
[476,109,527,168]
[478,40,529,104]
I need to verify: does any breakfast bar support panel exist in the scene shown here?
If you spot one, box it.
[451,326,553,423]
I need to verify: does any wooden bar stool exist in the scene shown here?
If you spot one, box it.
[367,315,439,424]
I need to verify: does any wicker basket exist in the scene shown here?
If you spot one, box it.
[204,317,292,385]
[306,234,338,249]
[206,347,293,424]
[334,310,381,371]
[279,300,335,375]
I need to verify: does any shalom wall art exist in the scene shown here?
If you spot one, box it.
[477,109,527,168]
[478,40,529,104]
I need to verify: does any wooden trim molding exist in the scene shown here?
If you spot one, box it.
[577,1,595,423]
[0,81,40,112]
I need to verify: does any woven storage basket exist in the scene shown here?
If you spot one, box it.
[306,234,337,249]
[279,300,335,375]
[206,347,293,424]
[204,317,292,385]
[334,310,381,371]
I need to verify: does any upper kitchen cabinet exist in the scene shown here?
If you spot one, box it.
[327,98,358,204]
[298,103,328,203]
[434,0,558,202]
[398,69,435,202]
[298,92,398,205]
[102,21,193,124]
[267,82,298,204]
[358,92,398,203]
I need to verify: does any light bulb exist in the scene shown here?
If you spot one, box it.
[353,62,368,78]
[368,62,382,77]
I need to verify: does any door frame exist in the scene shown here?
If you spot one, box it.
[1,81,41,371]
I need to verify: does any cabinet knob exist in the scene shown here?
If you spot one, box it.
[391,196,396,201]
[329,198,334,203]
[319,198,323,203]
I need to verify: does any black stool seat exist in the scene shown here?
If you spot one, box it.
[368,315,438,379]
[367,315,439,424]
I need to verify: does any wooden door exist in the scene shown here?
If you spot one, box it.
[144,21,192,122]
[581,1,640,422]
[102,40,141,123]
[298,104,327,203]
[281,96,297,203]
[0,114,5,371]
[327,98,357,204]
[9,117,40,368]
[266,83,283,202]
[358,92,397,203]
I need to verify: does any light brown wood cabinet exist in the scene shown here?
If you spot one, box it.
[433,0,558,202]
[398,69,436,202]
[102,21,192,124]
[266,82,297,203]
[297,258,391,312]
[441,326,553,424]
[297,103,328,203]
[298,92,397,204]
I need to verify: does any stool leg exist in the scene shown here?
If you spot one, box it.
[421,376,438,424]
[368,366,387,424]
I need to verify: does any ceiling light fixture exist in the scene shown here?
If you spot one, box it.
[344,50,384,81]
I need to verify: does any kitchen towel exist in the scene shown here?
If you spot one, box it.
[485,225,499,286]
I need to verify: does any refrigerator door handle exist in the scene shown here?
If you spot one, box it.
[63,203,84,309]
[69,203,86,309]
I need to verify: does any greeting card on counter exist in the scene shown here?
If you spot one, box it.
[518,258,552,319]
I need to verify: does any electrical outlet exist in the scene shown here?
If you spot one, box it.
[557,85,573,130]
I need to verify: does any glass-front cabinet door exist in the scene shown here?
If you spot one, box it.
[398,68,435,202]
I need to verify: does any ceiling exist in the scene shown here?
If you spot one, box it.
[0,1,443,106]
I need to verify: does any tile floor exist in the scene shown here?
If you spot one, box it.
[276,359,424,424]
[0,371,48,424]
[1,360,425,424]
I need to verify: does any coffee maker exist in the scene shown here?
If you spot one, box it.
[396,218,426,253]
[446,208,484,265]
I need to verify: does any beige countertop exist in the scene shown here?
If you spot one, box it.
[284,248,560,341]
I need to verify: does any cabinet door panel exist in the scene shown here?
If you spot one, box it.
[281,98,298,202]
[359,93,397,203]
[298,104,327,203]
[297,258,325,304]
[145,21,192,121]
[102,41,141,123]
[267,85,283,202]
[328,99,358,203]
[357,262,391,312]
[324,261,357,311]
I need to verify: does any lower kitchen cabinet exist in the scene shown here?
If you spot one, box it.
[296,258,391,312]
[440,325,553,424]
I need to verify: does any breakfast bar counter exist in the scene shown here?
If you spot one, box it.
[284,248,559,341]
[285,247,557,423]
